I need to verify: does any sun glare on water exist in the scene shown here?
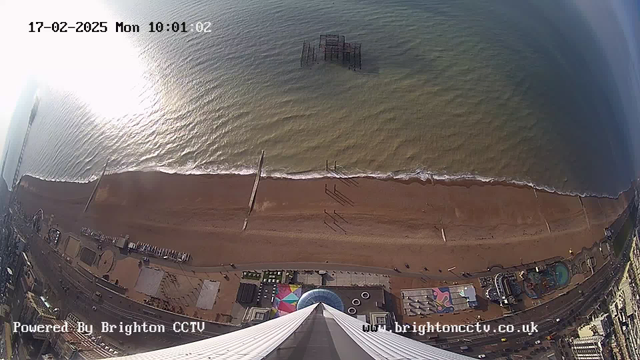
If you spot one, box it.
[2,0,157,120]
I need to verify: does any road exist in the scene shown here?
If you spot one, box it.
[426,211,633,358]
[440,258,614,357]
[16,220,238,354]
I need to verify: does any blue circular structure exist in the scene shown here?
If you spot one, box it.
[297,289,345,312]
[554,262,570,287]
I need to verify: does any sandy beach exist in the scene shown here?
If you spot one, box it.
[15,172,632,273]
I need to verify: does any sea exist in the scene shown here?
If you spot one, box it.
[4,0,639,197]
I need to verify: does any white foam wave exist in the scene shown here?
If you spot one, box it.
[21,164,627,199]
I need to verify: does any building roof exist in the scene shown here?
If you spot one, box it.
[113,303,474,360]
[243,307,271,323]
[55,325,115,358]
[26,292,55,318]
[578,314,608,338]
[297,289,344,312]
[3,322,12,358]
[402,284,478,315]
[236,283,257,304]
[572,335,605,345]
[195,280,220,310]
[113,237,127,248]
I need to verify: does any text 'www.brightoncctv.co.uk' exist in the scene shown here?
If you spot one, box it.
[362,321,539,335]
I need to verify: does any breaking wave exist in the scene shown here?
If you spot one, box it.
[22,164,626,199]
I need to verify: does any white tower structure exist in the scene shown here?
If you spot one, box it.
[115,303,473,360]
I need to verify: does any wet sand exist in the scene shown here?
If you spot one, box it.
[15,172,632,273]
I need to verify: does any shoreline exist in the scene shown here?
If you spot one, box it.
[19,167,632,199]
[15,171,633,273]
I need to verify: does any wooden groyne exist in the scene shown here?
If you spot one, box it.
[248,150,265,215]
[243,151,265,230]
[83,159,109,213]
